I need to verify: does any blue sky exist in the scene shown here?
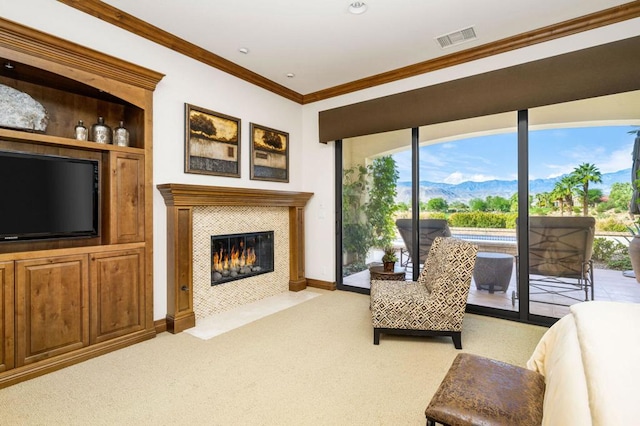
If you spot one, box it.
[392,125,638,184]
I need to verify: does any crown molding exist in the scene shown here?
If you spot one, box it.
[58,0,640,105]
[0,15,163,92]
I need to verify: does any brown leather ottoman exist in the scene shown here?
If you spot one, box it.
[425,353,545,426]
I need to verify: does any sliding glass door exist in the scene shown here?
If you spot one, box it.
[415,113,519,312]
[336,90,640,323]
[525,91,640,319]
[340,129,411,292]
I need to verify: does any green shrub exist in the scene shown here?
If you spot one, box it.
[592,237,630,270]
[596,218,629,232]
[593,237,620,260]
[448,212,506,228]
[504,213,518,229]
[342,261,367,277]
[608,257,632,271]
[425,212,447,220]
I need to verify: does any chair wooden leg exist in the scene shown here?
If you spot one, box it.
[374,328,380,345]
[452,332,462,349]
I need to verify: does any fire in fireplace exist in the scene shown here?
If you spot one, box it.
[211,231,274,285]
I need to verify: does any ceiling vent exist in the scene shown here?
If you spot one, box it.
[435,26,477,49]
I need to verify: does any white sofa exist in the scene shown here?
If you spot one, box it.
[527,301,640,425]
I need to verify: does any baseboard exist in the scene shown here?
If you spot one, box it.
[306,278,336,291]
[154,318,168,334]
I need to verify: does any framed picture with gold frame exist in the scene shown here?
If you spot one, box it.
[250,123,289,182]
[185,103,240,177]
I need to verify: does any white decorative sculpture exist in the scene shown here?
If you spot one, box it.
[0,83,48,132]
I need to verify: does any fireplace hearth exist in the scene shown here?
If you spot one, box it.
[211,231,274,285]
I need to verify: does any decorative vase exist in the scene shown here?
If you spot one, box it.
[113,120,130,147]
[628,235,640,283]
[90,116,111,144]
[74,120,88,141]
[383,261,395,272]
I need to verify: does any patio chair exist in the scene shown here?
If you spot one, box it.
[395,219,451,268]
[370,237,478,349]
[512,216,595,307]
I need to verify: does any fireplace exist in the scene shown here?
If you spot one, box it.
[158,184,313,333]
[211,231,274,285]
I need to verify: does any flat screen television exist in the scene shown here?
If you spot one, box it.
[0,150,99,242]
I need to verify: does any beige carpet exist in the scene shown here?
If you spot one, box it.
[0,289,547,425]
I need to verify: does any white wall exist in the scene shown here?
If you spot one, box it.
[3,1,639,319]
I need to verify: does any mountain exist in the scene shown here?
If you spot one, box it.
[395,168,631,204]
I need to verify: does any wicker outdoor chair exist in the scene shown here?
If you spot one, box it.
[370,237,478,349]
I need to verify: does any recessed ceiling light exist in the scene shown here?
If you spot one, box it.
[238,47,249,54]
[348,2,367,15]
[4,61,14,69]
[286,73,295,78]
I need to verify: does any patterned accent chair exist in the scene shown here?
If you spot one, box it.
[370,237,478,349]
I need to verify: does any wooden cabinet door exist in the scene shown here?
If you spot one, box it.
[0,261,14,372]
[105,151,145,244]
[15,255,89,366]
[90,248,145,344]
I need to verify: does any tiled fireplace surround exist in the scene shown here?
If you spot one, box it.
[193,206,288,319]
[158,184,313,333]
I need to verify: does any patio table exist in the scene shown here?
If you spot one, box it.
[473,252,514,293]
[369,265,407,283]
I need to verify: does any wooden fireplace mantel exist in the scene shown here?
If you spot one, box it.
[157,183,313,333]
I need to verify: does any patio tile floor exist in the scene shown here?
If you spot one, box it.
[344,263,640,319]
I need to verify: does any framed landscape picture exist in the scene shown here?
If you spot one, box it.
[185,104,241,177]
[250,123,289,182]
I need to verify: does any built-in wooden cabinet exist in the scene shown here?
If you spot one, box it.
[90,248,145,344]
[105,152,145,244]
[0,17,162,387]
[0,261,14,372]
[15,254,89,367]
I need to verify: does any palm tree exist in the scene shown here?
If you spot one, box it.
[551,185,565,215]
[553,176,577,216]
[571,163,602,216]
[534,191,554,209]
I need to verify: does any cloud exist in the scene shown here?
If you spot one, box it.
[597,142,633,173]
[443,172,498,184]
[539,142,632,178]
[443,172,464,184]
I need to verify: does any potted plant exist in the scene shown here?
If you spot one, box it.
[382,246,398,272]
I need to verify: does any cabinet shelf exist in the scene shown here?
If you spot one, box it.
[0,128,144,155]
